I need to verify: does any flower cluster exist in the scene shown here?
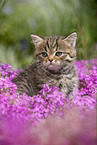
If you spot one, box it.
[72,59,97,109]
[0,63,67,124]
[0,60,97,122]
[0,59,97,145]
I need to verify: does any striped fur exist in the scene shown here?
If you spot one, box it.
[13,32,78,97]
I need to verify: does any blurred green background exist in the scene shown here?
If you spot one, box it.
[0,0,97,68]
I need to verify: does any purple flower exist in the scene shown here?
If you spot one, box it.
[0,59,97,123]
[0,59,97,145]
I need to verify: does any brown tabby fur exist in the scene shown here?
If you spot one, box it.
[12,32,78,97]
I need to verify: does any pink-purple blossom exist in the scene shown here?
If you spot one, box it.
[0,59,97,145]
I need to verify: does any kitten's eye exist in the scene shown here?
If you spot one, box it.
[55,52,62,56]
[42,52,48,57]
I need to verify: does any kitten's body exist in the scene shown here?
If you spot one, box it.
[13,33,78,97]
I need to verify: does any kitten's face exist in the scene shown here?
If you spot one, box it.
[31,33,77,72]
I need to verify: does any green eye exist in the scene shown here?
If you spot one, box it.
[42,52,48,57]
[55,52,62,56]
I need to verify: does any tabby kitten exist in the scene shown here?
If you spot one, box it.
[12,32,78,97]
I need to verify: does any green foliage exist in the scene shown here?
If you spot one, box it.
[0,45,20,68]
[0,0,97,67]
[0,0,8,10]
[0,45,34,69]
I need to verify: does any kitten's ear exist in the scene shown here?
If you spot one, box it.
[31,34,43,47]
[63,32,77,48]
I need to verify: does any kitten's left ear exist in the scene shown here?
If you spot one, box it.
[31,34,43,47]
[63,32,77,48]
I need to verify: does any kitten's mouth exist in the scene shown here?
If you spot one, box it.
[48,64,55,69]
[46,64,61,74]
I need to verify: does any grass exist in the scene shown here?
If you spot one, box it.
[0,0,97,68]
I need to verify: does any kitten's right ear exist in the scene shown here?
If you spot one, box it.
[63,32,77,48]
[31,35,43,47]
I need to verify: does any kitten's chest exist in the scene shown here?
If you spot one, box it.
[34,68,62,88]
[48,75,66,87]
[46,73,77,95]
[31,63,77,95]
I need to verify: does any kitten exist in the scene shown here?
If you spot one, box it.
[12,32,78,97]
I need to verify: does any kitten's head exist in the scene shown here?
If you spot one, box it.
[31,32,77,73]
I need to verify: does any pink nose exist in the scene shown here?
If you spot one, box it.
[49,59,53,62]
